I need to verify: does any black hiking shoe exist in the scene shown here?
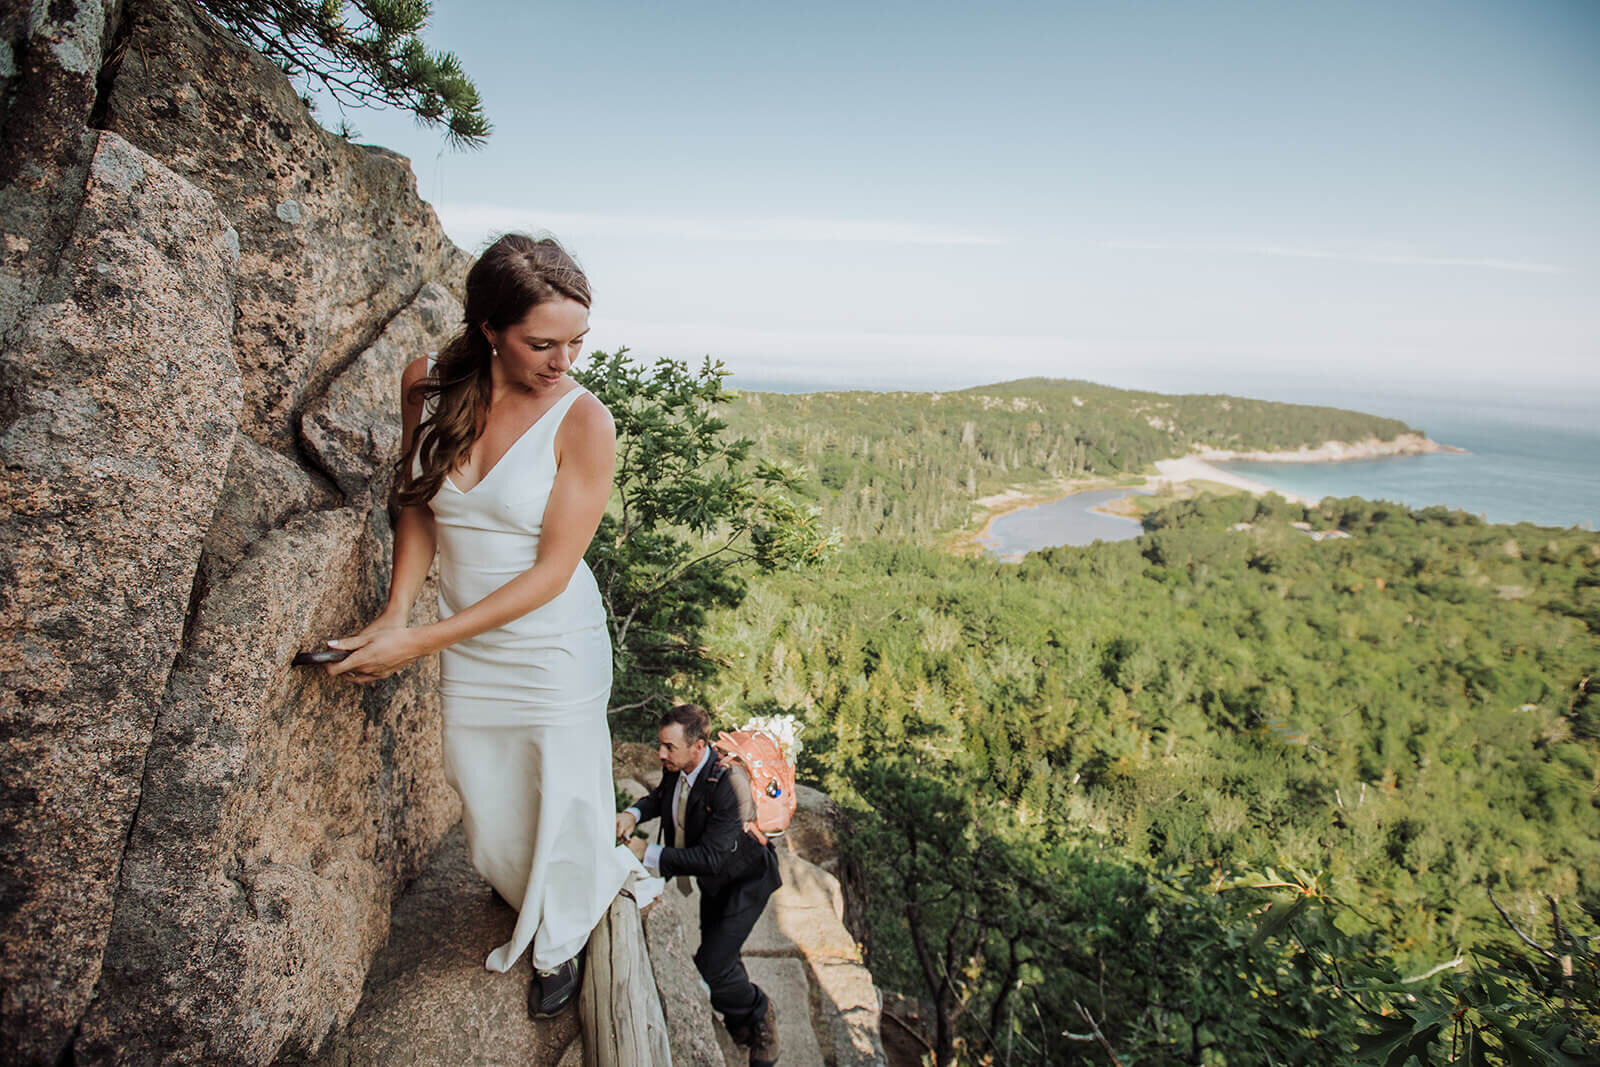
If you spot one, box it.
[528,954,583,1019]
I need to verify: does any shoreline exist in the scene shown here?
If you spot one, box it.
[1147,456,1322,506]
[952,477,1141,556]
[957,433,1458,555]
[1192,432,1465,464]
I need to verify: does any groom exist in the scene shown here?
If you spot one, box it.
[618,704,783,1066]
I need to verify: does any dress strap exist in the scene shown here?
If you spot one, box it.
[540,383,589,435]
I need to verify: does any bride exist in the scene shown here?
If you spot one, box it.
[323,233,630,1018]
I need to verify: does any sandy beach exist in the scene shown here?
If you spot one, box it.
[1148,456,1322,506]
[963,433,1462,552]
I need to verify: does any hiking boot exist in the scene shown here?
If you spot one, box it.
[748,999,779,1066]
[528,955,582,1019]
[726,1018,754,1047]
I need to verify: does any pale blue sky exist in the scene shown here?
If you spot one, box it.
[323,0,1598,402]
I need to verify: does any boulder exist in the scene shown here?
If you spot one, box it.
[744,957,828,1067]
[301,281,463,501]
[294,827,579,1067]
[95,0,471,452]
[643,886,732,1067]
[0,130,240,1064]
[200,435,341,591]
[746,847,854,961]
[746,845,886,1067]
[0,0,114,190]
[613,739,664,788]
[789,784,869,944]
[811,958,888,1067]
[3,0,477,1060]
[76,508,458,1064]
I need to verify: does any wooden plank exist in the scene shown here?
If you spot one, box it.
[579,892,673,1067]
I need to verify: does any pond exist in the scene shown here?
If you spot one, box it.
[979,488,1151,561]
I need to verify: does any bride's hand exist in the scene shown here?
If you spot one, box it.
[352,611,407,639]
[323,627,426,683]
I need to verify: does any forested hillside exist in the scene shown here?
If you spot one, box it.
[725,378,1416,540]
[698,491,1600,1063]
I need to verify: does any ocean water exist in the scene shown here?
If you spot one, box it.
[733,374,1598,548]
[1213,394,1599,530]
[978,392,1597,558]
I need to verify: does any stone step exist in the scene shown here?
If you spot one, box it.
[291,826,578,1067]
[747,957,828,1066]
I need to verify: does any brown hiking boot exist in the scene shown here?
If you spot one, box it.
[748,999,779,1066]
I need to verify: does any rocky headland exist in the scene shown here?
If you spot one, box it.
[1191,431,1463,464]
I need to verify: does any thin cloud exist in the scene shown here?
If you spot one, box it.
[438,203,1002,248]
[1106,240,1560,274]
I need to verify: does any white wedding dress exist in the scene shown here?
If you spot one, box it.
[421,376,630,972]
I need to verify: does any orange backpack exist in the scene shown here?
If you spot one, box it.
[711,729,797,841]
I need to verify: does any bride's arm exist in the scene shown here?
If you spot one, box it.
[323,357,437,672]
[329,391,615,682]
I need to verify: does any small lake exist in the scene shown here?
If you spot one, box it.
[980,488,1151,560]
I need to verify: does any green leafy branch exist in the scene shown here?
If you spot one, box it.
[575,350,837,718]
[197,0,490,146]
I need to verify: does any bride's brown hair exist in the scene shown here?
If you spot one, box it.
[396,234,591,506]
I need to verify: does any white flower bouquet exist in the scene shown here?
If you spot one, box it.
[738,713,804,763]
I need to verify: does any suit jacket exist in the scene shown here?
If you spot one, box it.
[635,756,781,911]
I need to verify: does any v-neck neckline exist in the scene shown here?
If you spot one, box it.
[443,384,579,495]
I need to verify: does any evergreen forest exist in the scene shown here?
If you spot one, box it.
[599,365,1599,1065]
[723,378,1414,542]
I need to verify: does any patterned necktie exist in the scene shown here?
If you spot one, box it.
[672,774,692,895]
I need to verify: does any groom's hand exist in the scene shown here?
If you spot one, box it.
[615,810,637,843]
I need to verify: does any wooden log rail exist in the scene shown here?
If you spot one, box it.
[578,890,673,1066]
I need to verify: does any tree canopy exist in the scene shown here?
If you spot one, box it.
[576,352,837,723]
[698,488,1599,1063]
[197,0,490,146]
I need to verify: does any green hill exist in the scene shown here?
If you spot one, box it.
[607,365,1596,1062]
[726,378,1417,540]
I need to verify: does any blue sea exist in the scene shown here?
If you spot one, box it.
[1212,392,1598,531]
[982,389,1598,555]
[734,375,1599,551]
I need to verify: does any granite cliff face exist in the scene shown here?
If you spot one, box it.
[2,6,886,1064]
[0,0,467,1061]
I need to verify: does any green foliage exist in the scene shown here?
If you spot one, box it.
[591,367,1594,1060]
[727,379,1416,542]
[198,0,490,146]
[575,351,837,722]
[840,752,1382,1065]
[1346,885,1598,1066]
[702,492,1599,1063]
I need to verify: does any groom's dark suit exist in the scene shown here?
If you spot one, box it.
[633,750,782,1031]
